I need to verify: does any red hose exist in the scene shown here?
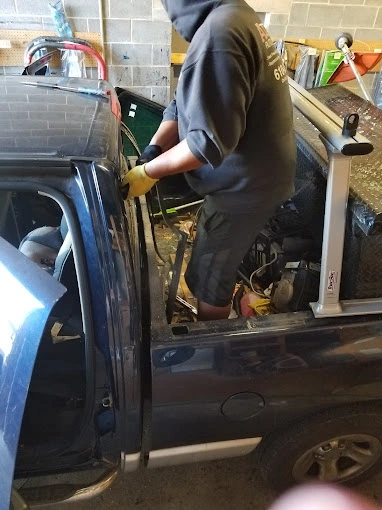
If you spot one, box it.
[64,42,107,80]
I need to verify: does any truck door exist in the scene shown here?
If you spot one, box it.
[0,236,66,508]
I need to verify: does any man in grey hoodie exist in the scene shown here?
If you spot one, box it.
[123,0,296,321]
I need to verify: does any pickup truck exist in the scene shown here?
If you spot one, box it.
[2,74,382,509]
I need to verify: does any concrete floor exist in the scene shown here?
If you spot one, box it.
[44,455,382,510]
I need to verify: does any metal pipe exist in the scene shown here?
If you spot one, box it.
[311,144,351,316]
[98,0,106,62]
[25,40,107,80]
[24,36,95,65]
[335,35,374,104]
[310,141,382,318]
[346,54,373,103]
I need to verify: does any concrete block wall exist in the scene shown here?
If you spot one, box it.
[253,0,381,96]
[0,0,381,105]
[263,0,382,42]
[0,0,172,105]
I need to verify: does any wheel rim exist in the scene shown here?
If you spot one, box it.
[292,434,382,483]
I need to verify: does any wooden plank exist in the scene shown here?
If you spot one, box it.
[179,259,198,310]
[170,254,198,309]
[172,41,382,72]
[0,30,102,67]
[287,38,382,52]
[171,52,186,65]
[171,27,189,54]
[170,253,185,299]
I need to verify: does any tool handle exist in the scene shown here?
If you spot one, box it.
[77,87,109,97]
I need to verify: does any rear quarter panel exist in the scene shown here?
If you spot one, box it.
[150,314,382,449]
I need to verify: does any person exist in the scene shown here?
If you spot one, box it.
[268,484,379,510]
[123,0,296,321]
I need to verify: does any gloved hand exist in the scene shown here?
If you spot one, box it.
[136,144,162,165]
[121,164,158,199]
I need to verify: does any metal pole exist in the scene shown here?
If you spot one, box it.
[310,141,351,317]
[308,139,382,318]
[346,57,373,103]
[289,78,382,317]
[335,35,374,104]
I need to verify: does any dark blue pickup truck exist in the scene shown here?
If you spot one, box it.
[2,75,382,508]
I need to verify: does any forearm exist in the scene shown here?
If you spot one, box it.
[145,139,204,179]
[150,120,179,152]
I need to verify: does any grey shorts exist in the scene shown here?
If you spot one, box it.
[185,197,276,307]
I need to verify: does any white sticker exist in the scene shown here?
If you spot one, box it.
[130,103,137,110]
[0,40,11,48]
[308,48,317,56]
[327,270,337,293]
[128,111,136,118]
[285,261,300,269]
[334,52,342,59]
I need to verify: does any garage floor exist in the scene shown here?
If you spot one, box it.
[44,455,382,509]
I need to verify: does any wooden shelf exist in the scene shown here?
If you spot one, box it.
[171,39,382,72]
[171,52,186,65]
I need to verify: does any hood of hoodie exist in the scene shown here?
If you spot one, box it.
[161,0,224,42]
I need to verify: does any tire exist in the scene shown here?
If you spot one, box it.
[258,404,382,492]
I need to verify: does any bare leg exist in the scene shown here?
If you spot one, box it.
[198,301,231,321]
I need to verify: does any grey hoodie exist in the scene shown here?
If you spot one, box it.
[162,0,296,212]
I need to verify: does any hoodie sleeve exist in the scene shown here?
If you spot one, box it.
[162,97,178,122]
[182,50,253,168]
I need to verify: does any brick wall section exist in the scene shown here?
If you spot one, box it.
[0,0,381,105]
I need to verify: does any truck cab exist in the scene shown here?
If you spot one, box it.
[2,74,382,507]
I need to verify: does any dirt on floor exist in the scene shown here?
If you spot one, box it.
[37,456,382,510]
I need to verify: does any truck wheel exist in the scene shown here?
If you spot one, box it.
[258,405,382,492]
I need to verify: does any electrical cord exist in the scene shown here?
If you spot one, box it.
[119,125,167,264]
[249,253,278,294]
[233,283,245,316]
[188,204,203,243]
[121,122,141,156]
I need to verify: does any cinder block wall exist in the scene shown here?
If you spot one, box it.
[0,0,381,105]
[254,0,382,96]
[0,0,172,105]
[264,0,382,41]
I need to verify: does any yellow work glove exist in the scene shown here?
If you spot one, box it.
[121,164,158,199]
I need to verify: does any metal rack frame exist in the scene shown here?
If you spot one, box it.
[289,78,382,318]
